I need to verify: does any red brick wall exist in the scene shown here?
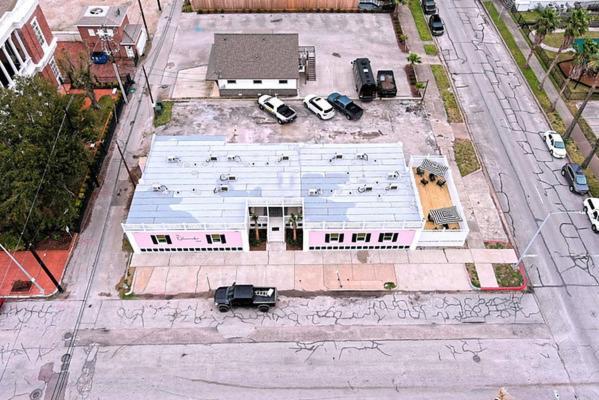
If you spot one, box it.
[40,64,59,86]
[19,5,54,64]
[78,16,130,60]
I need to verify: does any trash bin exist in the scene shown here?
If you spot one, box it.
[154,101,163,115]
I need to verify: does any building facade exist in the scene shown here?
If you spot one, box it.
[206,34,300,97]
[0,0,60,88]
[122,136,469,253]
[513,0,597,11]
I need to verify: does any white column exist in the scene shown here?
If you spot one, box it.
[7,36,24,66]
[14,30,30,61]
[0,58,13,87]
[1,44,18,75]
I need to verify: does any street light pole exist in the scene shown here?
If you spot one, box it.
[514,210,585,267]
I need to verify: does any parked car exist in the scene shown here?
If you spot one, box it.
[583,197,599,233]
[90,51,109,64]
[214,283,278,312]
[257,95,297,124]
[561,163,589,195]
[428,14,445,36]
[327,92,364,120]
[303,95,335,120]
[543,130,567,158]
[376,70,397,98]
[351,58,377,102]
[421,0,437,14]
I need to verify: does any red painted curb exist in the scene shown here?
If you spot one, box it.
[480,264,528,292]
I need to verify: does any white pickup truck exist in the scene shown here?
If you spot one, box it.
[583,198,599,233]
[257,95,297,124]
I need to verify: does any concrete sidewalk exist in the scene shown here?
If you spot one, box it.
[130,248,518,295]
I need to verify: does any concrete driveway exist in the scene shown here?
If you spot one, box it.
[155,98,436,156]
[164,13,412,98]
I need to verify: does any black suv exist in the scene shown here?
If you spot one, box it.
[561,163,589,195]
[429,14,445,36]
[421,0,437,14]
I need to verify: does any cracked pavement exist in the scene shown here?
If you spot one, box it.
[436,0,599,396]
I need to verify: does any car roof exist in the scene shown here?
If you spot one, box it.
[267,97,285,107]
[569,163,583,173]
[313,97,331,107]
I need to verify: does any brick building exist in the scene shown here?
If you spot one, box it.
[0,0,61,88]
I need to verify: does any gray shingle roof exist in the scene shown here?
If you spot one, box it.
[206,34,299,80]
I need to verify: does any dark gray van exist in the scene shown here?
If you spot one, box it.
[351,58,377,102]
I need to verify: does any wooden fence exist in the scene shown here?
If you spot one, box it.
[191,0,359,11]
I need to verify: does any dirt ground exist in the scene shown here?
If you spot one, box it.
[39,0,172,33]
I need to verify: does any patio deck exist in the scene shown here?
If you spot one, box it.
[411,168,459,230]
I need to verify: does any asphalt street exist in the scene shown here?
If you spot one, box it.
[1,1,599,399]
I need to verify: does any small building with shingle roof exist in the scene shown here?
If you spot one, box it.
[206,33,299,97]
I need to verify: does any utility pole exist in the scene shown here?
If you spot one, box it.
[157,0,162,11]
[0,243,44,294]
[137,0,151,40]
[28,243,64,293]
[101,26,128,104]
[142,65,155,105]
[115,140,137,187]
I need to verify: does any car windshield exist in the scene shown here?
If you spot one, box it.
[553,140,565,149]
[576,175,588,185]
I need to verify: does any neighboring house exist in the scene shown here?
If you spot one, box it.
[122,136,469,253]
[75,4,146,64]
[513,0,597,11]
[0,0,60,88]
[206,33,300,97]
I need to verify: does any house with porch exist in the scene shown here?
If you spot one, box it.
[0,0,61,88]
[123,136,469,253]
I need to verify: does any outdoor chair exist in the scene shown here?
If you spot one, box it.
[420,178,429,185]
[436,179,446,187]
[429,173,436,182]
[416,167,425,176]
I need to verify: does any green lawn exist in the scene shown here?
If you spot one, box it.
[424,43,438,56]
[515,10,540,25]
[466,263,480,288]
[493,264,524,287]
[483,1,599,197]
[153,101,174,127]
[430,64,463,123]
[454,139,481,176]
[543,31,599,49]
[408,0,432,41]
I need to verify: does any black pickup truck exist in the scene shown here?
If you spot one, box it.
[214,283,278,312]
[327,92,364,120]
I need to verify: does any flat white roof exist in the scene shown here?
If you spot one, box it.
[125,136,423,228]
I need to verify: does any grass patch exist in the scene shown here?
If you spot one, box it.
[493,263,524,287]
[182,0,193,12]
[515,10,540,25]
[384,281,397,290]
[408,0,432,41]
[466,263,480,288]
[454,139,481,176]
[153,101,173,127]
[122,235,133,253]
[431,64,464,123]
[543,31,599,49]
[424,43,438,56]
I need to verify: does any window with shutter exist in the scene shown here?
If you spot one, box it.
[220,235,226,244]
[206,234,212,244]
[151,235,158,244]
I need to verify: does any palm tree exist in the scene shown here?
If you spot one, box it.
[540,8,590,90]
[288,213,301,242]
[407,52,422,66]
[250,211,260,242]
[552,39,599,110]
[526,7,559,68]
[563,52,599,140]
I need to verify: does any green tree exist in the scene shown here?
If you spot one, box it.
[0,77,95,248]
[57,48,100,109]
[288,213,302,242]
[407,52,422,66]
[552,39,599,110]
[250,211,260,242]
[540,8,589,89]
[563,51,599,140]
[526,7,559,68]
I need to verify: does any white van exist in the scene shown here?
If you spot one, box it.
[583,198,599,233]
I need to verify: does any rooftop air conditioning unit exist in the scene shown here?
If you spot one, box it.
[206,155,218,162]
[227,154,241,162]
[152,183,166,192]
[357,153,368,161]
[220,174,236,181]
[278,154,290,162]
[308,188,321,196]
[357,185,373,193]
[167,155,180,163]
[214,185,229,193]
[388,171,399,179]
[385,184,398,191]
[335,153,343,159]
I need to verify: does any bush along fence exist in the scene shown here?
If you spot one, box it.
[72,90,128,232]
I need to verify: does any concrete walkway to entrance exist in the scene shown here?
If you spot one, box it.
[130,248,518,295]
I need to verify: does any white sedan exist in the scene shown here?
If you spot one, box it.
[303,95,335,120]
[543,130,567,158]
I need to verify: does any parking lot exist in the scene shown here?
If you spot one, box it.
[163,13,412,99]
[155,98,436,156]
